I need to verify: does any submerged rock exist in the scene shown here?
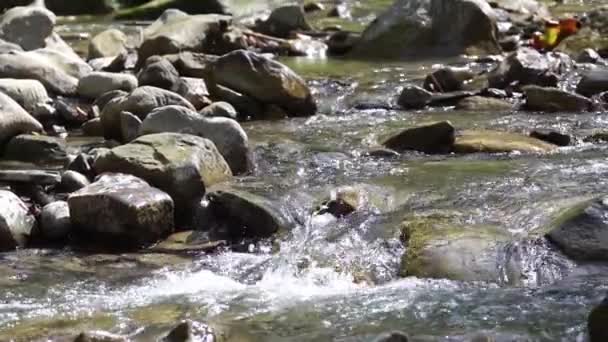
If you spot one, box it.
[68,173,174,248]
[93,133,232,210]
[88,29,128,60]
[77,71,138,99]
[3,134,68,163]
[204,50,317,117]
[546,196,608,261]
[0,78,49,112]
[523,85,592,112]
[0,91,43,145]
[40,201,71,241]
[382,121,455,154]
[0,190,34,251]
[140,105,251,175]
[453,130,556,154]
[0,6,55,50]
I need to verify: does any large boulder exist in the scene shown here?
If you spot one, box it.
[100,86,194,141]
[0,48,92,95]
[68,173,174,248]
[77,72,138,99]
[140,105,251,175]
[204,50,316,117]
[576,69,608,97]
[546,196,608,261]
[351,0,500,58]
[382,121,455,154]
[0,91,43,145]
[453,130,557,154]
[0,79,49,112]
[399,215,510,281]
[136,10,231,69]
[0,190,35,251]
[3,134,68,164]
[523,85,592,112]
[0,6,55,50]
[93,133,232,210]
[88,29,128,60]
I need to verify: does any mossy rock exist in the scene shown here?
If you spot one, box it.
[454,130,557,154]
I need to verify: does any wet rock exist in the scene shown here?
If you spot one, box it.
[0,78,49,112]
[55,98,89,126]
[150,230,225,254]
[523,85,592,112]
[136,10,231,69]
[488,48,572,89]
[68,173,174,248]
[316,186,368,218]
[0,6,55,50]
[0,48,92,95]
[399,215,510,281]
[67,153,94,178]
[88,29,128,60]
[93,133,232,210]
[40,201,71,241]
[529,129,571,147]
[397,84,432,109]
[200,101,237,119]
[3,134,68,163]
[0,90,43,144]
[327,30,359,56]
[205,185,292,240]
[351,0,500,58]
[453,130,556,154]
[584,131,608,144]
[60,170,90,193]
[82,118,104,137]
[140,105,251,175]
[176,77,211,110]
[137,56,180,92]
[256,5,312,38]
[546,196,608,261]
[423,67,475,92]
[0,169,60,185]
[100,86,194,142]
[576,69,608,97]
[208,83,265,119]
[77,72,138,99]
[204,49,316,117]
[455,96,513,111]
[0,190,34,251]
[577,48,606,65]
[162,320,216,342]
[120,111,141,143]
[588,295,608,342]
[73,330,128,342]
[373,331,410,342]
[382,121,455,154]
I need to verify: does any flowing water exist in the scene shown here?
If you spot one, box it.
[2,1,608,341]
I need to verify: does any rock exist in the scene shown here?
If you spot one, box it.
[140,105,251,174]
[54,98,89,126]
[100,86,194,141]
[45,32,81,60]
[116,0,227,20]
[0,78,49,112]
[256,5,312,38]
[119,111,142,143]
[67,153,94,178]
[176,77,211,110]
[455,96,513,111]
[423,67,475,92]
[577,48,606,65]
[588,295,608,342]
[0,48,92,95]
[88,29,128,60]
[93,89,128,111]
[488,48,573,89]
[546,196,608,261]
[136,10,231,69]
[454,130,556,154]
[0,6,55,50]
[73,330,128,342]
[576,69,608,97]
[397,84,433,109]
[77,72,138,99]
[162,320,216,342]
[489,0,549,17]
[351,0,500,58]
[327,30,359,56]
[60,170,90,193]
[31,101,56,122]
[0,190,34,251]
[0,90,43,144]
[68,173,174,248]
[93,133,232,210]
[382,121,455,154]
[208,83,265,119]
[529,129,571,147]
[315,186,367,218]
[3,134,67,163]
[0,38,22,54]
[82,118,104,137]
[373,331,410,342]
[399,215,510,281]
[523,85,592,112]
[137,56,180,92]
[0,169,60,185]
[151,230,225,253]
[204,50,316,117]
[205,185,292,240]
[40,201,71,241]
[200,101,237,119]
